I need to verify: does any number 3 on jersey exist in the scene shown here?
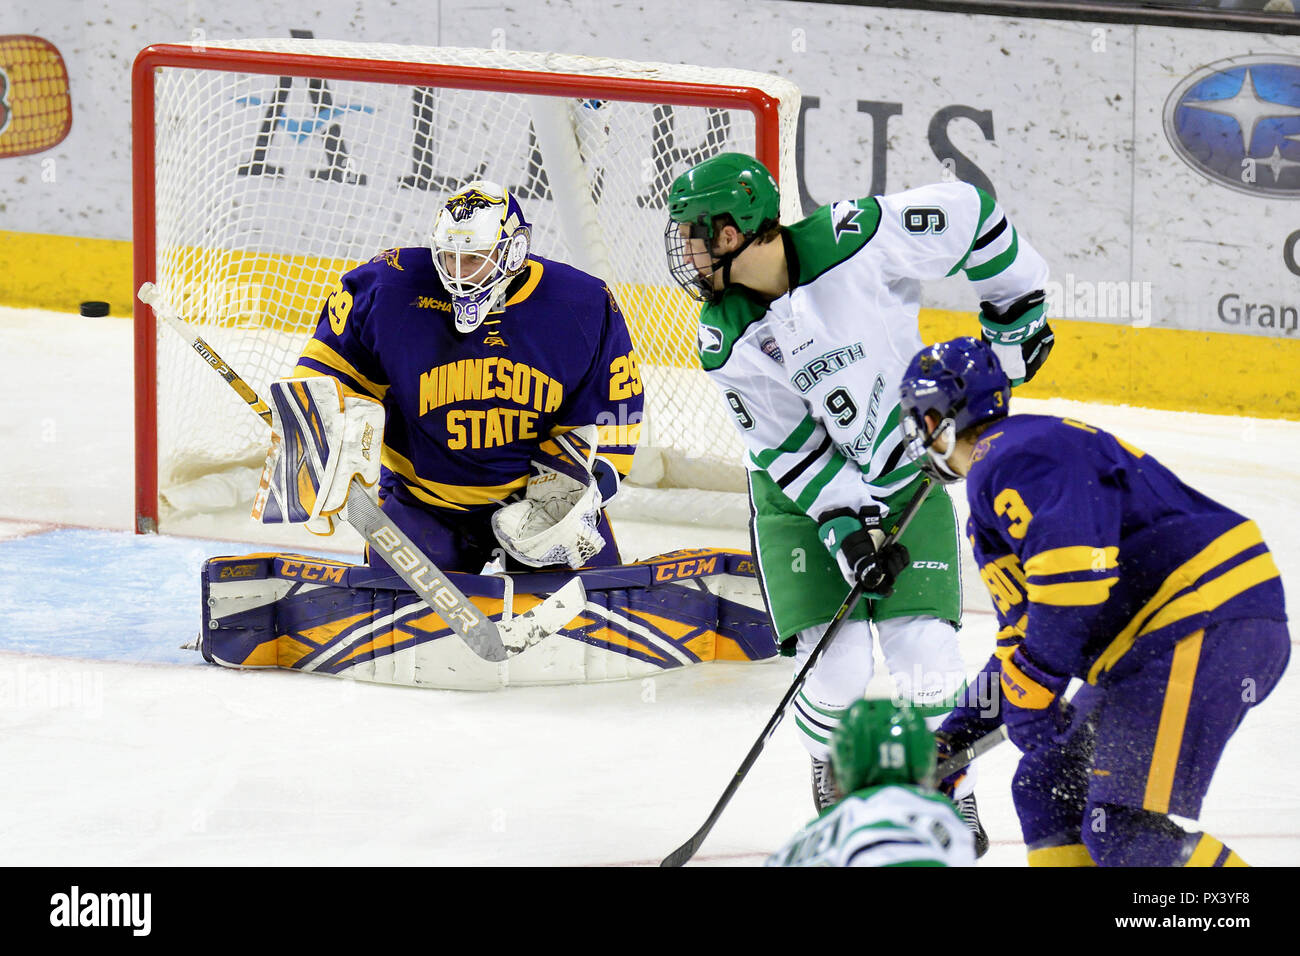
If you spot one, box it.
[994,487,1033,539]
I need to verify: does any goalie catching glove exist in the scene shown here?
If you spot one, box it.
[491,425,620,569]
[252,376,385,535]
[816,504,910,598]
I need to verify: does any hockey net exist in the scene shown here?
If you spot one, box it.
[133,39,801,534]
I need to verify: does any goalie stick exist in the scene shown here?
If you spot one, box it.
[138,281,586,662]
[660,477,933,867]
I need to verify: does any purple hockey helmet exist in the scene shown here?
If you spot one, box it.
[898,337,1010,483]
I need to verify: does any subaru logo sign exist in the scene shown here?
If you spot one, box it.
[1164,55,1300,199]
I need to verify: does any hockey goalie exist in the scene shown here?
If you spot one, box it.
[198,180,779,689]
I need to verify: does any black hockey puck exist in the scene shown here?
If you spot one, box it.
[80,301,110,317]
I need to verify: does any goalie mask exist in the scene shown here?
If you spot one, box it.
[431,181,532,333]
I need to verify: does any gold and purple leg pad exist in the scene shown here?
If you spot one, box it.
[199,548,778,690]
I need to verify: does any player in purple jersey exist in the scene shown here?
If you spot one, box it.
[286,181,643,573]
[897,337,1289,867]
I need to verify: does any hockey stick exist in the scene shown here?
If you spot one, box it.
[660,477,933,867]
[138,281,586,662]
[936,724,1009,780]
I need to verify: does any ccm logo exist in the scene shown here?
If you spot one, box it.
[654,556,718,581]
[280,560,345,584]
[911,561,950,571]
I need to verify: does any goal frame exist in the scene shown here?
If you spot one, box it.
[132,42,787,534]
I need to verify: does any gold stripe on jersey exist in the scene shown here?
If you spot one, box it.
[381,446,528,511]
[503,259,544,307]
[296,340,389,400]
[537,424,639,476]
[1086,521,1269,684]
[1024,545,1119,577]
[1138,552,1280,639]
[595,421,642,448]
[993,614,1029,663]
[1143,630,1203,814]
[1027,844,1096,867]
[1025,578,1119,606]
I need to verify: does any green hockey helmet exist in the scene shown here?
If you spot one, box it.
[663,152,781,302]
[830,699,937,795]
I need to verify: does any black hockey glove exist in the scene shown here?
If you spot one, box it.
[816,505,910,598]
[979,289,1054,386]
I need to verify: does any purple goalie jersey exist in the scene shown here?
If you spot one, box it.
[294,247,644,514]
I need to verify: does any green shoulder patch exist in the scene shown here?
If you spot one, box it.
[697,288,770,371]
[789,197,882,288]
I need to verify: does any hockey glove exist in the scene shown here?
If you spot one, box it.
[817,506,910,598]
[253,376,384,535]
[999,645,1071,751]
[979,289,1054,386]
[491,425,615,569]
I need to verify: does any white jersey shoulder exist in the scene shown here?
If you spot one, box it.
[764,784,975,867]
[698,181,1049,519]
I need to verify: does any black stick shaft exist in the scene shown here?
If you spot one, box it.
[935,725,1009,780]
[660,477,933,867]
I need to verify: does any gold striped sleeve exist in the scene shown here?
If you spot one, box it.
[1024,545,1119,577]
[1087,521,1268,684]
[1025,578,1119,606]
[296,339,389,400]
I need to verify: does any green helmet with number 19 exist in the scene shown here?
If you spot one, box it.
[663,152,781,302]
[831,699,937,795]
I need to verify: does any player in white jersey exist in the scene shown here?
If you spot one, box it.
[665,153,1053,858]
[766,698,974,867]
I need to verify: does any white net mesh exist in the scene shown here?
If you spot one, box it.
[145,40,800,523]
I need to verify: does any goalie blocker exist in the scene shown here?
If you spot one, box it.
[199,548,779,690]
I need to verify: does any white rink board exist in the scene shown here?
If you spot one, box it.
[5,1,1300,341]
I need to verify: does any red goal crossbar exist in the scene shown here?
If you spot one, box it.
[132,43,787,533]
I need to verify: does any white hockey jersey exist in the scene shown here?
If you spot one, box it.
[765,783,975,867]
[698,181,1049,519]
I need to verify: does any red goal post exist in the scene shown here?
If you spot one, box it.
[132,40,801,535]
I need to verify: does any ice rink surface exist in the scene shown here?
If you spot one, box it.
[1,305,1297,866]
